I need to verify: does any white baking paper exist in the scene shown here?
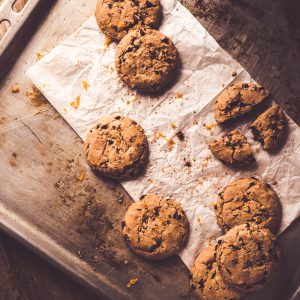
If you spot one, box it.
[27,0,300,269]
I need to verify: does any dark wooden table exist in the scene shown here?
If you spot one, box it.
[1,0,300,299]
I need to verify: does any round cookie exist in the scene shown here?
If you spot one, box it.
[95,0,162,42]
[250,104,286,151]
[122,194,188,259]
[217,223,280,291]
[190,244,247,300]
[209,130,254,166]
[84,115,148,179]
[214,177,282,233]
[115,28,179,93]
[214,83,269,124]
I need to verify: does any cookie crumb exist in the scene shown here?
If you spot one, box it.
[82,81,90,90]
[176,92,183,99]
[63,108,67,113]
[36,52,44,61]
[70,96,80,109]
[176,131,185,141]
[127,278,139,288]
[185,161,191,167]
[124,95,138,104]
[232,71,237,77]
[171,123,177,129]
[11,86,20,93]
[205,123,217,135]
[78,171,87,182]
[104,36,111,47]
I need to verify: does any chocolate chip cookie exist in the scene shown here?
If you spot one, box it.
[250,104,286,151]
[214,177,282,233]
[95,0,162,42]
[214,83,269,124]
[190,244,247,300]
[217,223,280,291]
[209,130,254,166]
[122,194,189,259]
[84,115,149,179]
[115,28,179,93]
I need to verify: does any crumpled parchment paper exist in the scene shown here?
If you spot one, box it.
[27,0,300,269]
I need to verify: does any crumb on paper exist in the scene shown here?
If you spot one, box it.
[201,155,211,169]
[11,85,20,93]
[82,81,90,90]
[204,123,217,135]
[193,119,199,125]
[221,83,225,87]
[185,161,191,167]
[171,123,177,129]
[70,96,80,109]
[127,278,139,288]
[197,217,201,224]
[176,131,185,141]
[36,52,44,61]
[232,71,237,77]
[63,108,67,113]
[211,201,217,211]
[176,92,183,99]
[104,36,111,47]
[124,95,138,104]
[78,170,87,182]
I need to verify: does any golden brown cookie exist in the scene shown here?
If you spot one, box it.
[250,104,286,151]
[214,83,269,124]
[214,177,282,233]
[115,28,179,93]
[95,0,162,42]
[190,244,247,300]
[84,115,149,179]
[217,223,280,291]
[122,194,189,259]
[209,130,254,166]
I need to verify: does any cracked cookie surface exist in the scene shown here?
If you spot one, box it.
[250,104,286,151]
[115,28,179,92]
[214,177,282,233]
[95,0,162,42]
[190,244,247,300]
[84,115,148,179]
[217,223,280,291]
[209,130,254,166]
[214,83,269,124]
[122,194,188,259]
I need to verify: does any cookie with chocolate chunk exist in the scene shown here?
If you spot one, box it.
[115,28,179,92]
[214,83,269,124]
[84,115,149,179]
[190,244,247,300]
[214,177,282,233]
[122,194,189,259]
[95,0,162,42]
[250,104,286,151]
[217,223,280,291]
[209,130,254,166]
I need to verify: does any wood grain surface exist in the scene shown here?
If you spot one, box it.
[0,0,299,299]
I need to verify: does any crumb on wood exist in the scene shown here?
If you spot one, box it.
[78,170,87,182]
[176,92,183,99]
[36,52,44,61]
[70,96,80,109]
[127,278,139,288]
[11,85,20,93]
[26,87,46,107]
[82,81,90,90]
